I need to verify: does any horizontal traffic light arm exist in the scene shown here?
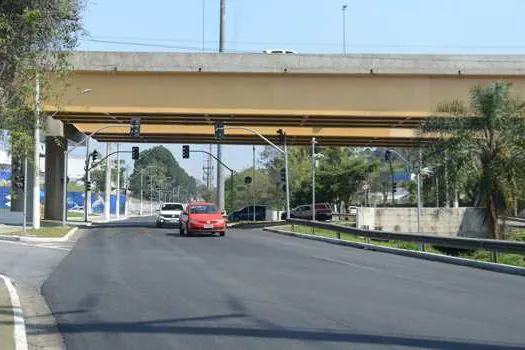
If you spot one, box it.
[89,150,131,171]
[222,126,285,154]
[189,150,234,173]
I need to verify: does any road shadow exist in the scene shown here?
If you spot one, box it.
[166,233,221,238]
[12,312,525,350]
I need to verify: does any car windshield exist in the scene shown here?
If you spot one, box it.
[191,205,218,214]
[161,204,183,211]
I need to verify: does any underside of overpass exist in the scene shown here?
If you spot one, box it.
[46,51,525,147]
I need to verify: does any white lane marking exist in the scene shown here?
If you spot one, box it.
[0,240,70,251]
[0,274,28,350]
[313,256,382,273]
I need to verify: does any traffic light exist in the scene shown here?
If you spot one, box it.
[280,168,286,183]
[385,150,392,162]
[85,181,92,191]
[14,175,24,191]
[277,129,285,144]
[392,182,397,193]
[92,150,99,162]
[129,118,141,137]
[182,145,190,159]
[215,121,224,140]
[132,146,139,160]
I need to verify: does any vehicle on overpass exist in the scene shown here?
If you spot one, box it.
[281,203,333,221]
[228,205,266,222]
[263,49,297,54]
[180,201,226,236]
[156,202,184,228]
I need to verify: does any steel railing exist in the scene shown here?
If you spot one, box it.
[286,219,525,261]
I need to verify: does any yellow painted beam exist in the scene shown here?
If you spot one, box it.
[73,123,421,139]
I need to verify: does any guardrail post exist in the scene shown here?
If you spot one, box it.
[291,223,295,232]
[419,243,426,252]
[336,230,341,240]
[312,226,315,235]
[365,237,370,244]
[490,251,498,263]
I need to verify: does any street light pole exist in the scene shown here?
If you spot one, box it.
[342,4,348,54]
[216,0,226,212]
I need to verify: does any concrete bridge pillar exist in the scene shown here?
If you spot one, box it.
[44,136,66,220]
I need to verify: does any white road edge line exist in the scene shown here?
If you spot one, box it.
[0,274,28,350]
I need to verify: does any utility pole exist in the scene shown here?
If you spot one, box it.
[140,169,144,216]
[216,0,226,211]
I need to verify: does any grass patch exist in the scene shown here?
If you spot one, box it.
[6,226,72,238]
[283,224,525,268]
[67,212,85,218]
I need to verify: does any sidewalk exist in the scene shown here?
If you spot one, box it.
[0,275,27,350]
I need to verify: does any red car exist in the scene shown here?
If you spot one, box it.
[179,202,226,236]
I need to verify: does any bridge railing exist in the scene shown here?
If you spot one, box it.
[286,219,525,262]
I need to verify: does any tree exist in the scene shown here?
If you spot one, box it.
[129,146,198,202]
[0,1,83,154]
[421,81,525,239]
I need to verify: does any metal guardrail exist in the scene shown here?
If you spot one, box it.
[286,219,525,256]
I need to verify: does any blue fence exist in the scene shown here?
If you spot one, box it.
[0,186,126,214]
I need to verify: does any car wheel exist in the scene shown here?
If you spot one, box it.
[219,232,225,237]
[156,222,162,228]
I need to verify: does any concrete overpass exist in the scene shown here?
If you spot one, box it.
[33,51,525,221]
[47,51,525,147]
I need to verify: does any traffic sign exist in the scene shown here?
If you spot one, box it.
[244,176,252,184]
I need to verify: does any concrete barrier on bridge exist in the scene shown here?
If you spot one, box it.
[357,207,490,238]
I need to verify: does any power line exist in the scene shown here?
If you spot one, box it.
[82,36,525,51]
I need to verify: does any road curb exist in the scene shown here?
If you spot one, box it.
[263,227,525,277]
[19,227,79,243]
[230,221,285,229]
[0,274,28,350]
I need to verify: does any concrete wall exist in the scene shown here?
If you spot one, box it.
[357,207,490,238]
[127,197,157,216]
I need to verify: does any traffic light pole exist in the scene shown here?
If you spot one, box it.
[189,149,234,213]
[84,138,91,223]
[220,126,291,219]
[61,125,123,226]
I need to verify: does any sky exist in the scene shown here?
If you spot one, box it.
[71,0,525,182]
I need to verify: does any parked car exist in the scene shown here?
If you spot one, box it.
[281,203,333,221]
[228,205,266,222]
[156,202,184,228]
[180,201,226,236]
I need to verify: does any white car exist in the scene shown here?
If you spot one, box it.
[156,202,184,228]
[263,49,298,54]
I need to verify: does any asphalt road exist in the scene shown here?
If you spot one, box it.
[42,217,525,350]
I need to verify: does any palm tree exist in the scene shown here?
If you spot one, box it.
[421,81,525,239]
